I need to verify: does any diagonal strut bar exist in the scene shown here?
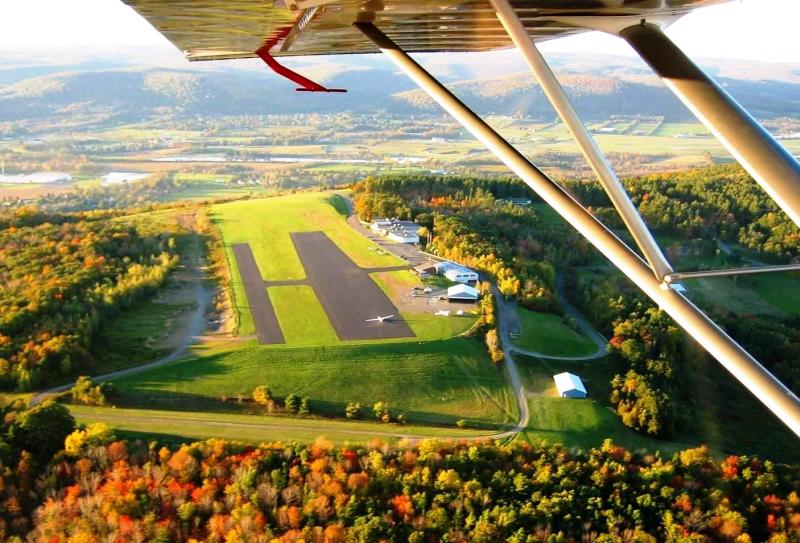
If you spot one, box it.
[620,22,800,231]
[489,0,673,281]
[353,21,800,439]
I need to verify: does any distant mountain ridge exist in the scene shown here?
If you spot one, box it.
[1,50,799,127]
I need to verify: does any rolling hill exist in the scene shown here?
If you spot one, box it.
[1,50,799,127]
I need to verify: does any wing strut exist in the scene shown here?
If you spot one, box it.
[353,21,800,439]
[618,22,800,230]
[489,0,673,281]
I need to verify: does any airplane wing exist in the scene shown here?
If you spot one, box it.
[122,0,727,61]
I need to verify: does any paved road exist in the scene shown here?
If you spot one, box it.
[507,274,608,361]
[233,243,286,345]
[31,232,215,406]
[291,231,415,340]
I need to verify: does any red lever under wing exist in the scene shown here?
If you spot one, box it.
[255,45,347,93]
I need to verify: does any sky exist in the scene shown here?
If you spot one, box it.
[0,0,797,63]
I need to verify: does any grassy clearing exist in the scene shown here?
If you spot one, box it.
[748,273,800,316]
[514,354,691,454]
[92,208,200,369]
[111,337,516,428]
[515,309,597,356]
[161,185,273,202]
[519,398,688,454]
[213,192,402,281]
[680,340,800,464]
[269,285,338,346]
[654,122,710,137]
[684,276,784,317]
[401,312,478,341]
[91,298,190,371]
[69,405,488,446]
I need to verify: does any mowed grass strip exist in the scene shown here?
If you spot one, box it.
[515,309,597,357]
[69,405,488,446]
[111,338,517,428]
[213,193,402,282]
[226,245,255,336]
[269,285,338,346]
[400,312,478,341]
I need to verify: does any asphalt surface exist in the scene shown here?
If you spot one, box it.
[232,243,286,345]
[291,231,415,340]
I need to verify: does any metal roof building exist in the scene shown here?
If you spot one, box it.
[553,372,587,399]
[447,284,479,302]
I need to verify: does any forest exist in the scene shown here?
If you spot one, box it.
[352,166,800,439]
[0,205,184,390]
[353,176,592,310]
[1,398,799,543]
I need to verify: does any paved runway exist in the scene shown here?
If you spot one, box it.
[232,244,285,345]
[291,231,415,340]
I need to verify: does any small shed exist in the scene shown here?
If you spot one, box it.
[413,262,438,277]
[447,283,479,302]
[553,372,587,399]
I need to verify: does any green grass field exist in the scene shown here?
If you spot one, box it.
[514,354,692,453]
[69,405,488,446]
[748,273,800,316]
[515,309,597,356]
[91,298,190,371]
[685,276,785,317]
[269,285,339,346]
[110,337,517,428]
[215,193,371,280]
[213,192,403,337]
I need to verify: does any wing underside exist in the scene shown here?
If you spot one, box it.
[122,0,727,61]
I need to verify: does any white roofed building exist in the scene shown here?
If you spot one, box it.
[371,218,419,244]
[447,283,478,302]
[553,372,587,399]
[435,262,479,285]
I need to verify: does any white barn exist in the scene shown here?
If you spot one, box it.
[447,283,479,302]
[553,372,587,398]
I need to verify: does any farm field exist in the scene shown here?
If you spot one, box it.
[515,308,597,357]
[109,338,518,428]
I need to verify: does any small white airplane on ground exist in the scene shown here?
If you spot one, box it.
[365,314,395,323]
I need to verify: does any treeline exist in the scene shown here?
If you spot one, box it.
[2,426,799,542]
[357,166,800,438]
[0,208,183,390]
[567,270,686,437]
[353,175,593,309]
[564,164,800,260]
